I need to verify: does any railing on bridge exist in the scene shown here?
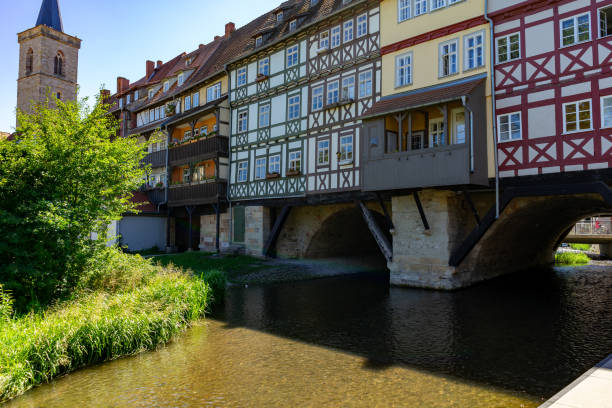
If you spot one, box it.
[571,218,612,235]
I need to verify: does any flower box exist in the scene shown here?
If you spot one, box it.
[256,74,269,82]
[266,172,280,179]
[286,169,301,177]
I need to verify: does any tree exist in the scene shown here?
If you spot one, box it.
[0,96,148,309]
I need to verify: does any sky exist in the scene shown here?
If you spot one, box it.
[0,0,280,132]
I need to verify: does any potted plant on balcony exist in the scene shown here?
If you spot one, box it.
[286,167,301,177]
[165,103,176,117]
[256,73,269,82]
[266,172,280,179]
[155,181,164,189]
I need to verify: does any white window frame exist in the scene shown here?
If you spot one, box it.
[207,82,221,102]
[497,112,522,142]
[148,89,154,99]
[560,13,591,47]
[430,118,445,147]
[414,0,427,16]
[327,81,339,105]
[258,104,271,128]
[289,151,302,172]
[331,25,341,48]
[269,154,281,174]
[255,36,263,47]
[343,20,354,43]
[358,70,372,98]
[184,95,191,111]
[258,57,270,76]
[439,39,459,77]
[287,45,299,68]
[178,73,184,86]
[312,85,324,111]
[398,0,411,22]
[192,92,199,107]
[496,33,521,64]
[289,19,297,32]
[237,161,248,182]
[563,99,593,134]
[318,140,330,165]
[600,6,612,38]
[288,94,301,120]
[319,31,329,50]
[357,13,368,37]
[431,0,446,11]
[255,157,267,180]
[601,95,612,128]
[237,67,247,87]
[163,81,169,92]
[276,11,283,23]
[342,76,355,101]
[339,135,353,163]
[237,110,248,132]
[464,31,485,71]
[395,52,412,88]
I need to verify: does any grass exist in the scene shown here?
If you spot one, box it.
[555,252,590,266]
[0,248,226,403]
[569,243,591,251]
[154,252,265,282]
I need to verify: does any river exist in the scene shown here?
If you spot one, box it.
[6,265,612,407]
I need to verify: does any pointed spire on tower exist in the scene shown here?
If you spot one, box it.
[36,0,63,32]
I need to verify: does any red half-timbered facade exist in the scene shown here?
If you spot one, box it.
[489,0,612,177]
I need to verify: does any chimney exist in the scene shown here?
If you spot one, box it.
[157,60,163,68]
[146,60,155,78]
[116,77,129,93]
[225,22,236,38]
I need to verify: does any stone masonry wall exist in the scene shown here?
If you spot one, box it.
[244,206,271,257]
[199,211,231,252]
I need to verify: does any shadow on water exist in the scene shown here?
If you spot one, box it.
[211,265,612,399]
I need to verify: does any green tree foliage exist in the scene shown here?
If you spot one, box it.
[0,96,148,309]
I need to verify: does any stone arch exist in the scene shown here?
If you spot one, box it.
[304,206,391,264]
[54,51,64,76]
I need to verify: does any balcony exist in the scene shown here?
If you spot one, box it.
[168,180,227,207]
[142,150,166,168]
[169,136,229,166]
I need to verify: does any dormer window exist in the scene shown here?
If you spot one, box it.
[276,11,283,23]
[342,0,351,4]
[148,89,154,99]
[134,90,139,100]
[163,81,170,92]
[186,57,193,66]
[255,36,263,47]
[178,73,185,86]
[119,98,123,109]
[289,19,297,31]
[127,94,131,104]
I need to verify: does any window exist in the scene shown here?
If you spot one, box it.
[126,94,131,104]
[431,0,446,10]
[148,89,154,99]
[178,73,185,86]
[357,14,368,37]
[184,130,192,140]
[185,95,191,111]
[26,48,33,75]
[134,90,139,100]
[331,26,341,48]
[183,167,191,183]
[312,85,324,111]
[341,76,355,101]
[440,40,458,77]
[237,67,247,86]
[119,98,123,109]
[358,70,372,98]
[398,0,411,22]
[287,45,299,68]
[255,36,263,47]
[276,11,283,23]
[288,95,301,120]
[317,140,329,165]
[238,111,248,132]
[255,158,266,179]
[497,112,522,142]
[497,33,520,63]
[602,96,612,128]
[258,57,270,76]
[600,6,612,37]
[396,52,412,87]
[269,155,280,174]
[259,104,270,127]
[561,13,591,47]
[237,161,248,182]
[193,92,199,107]
[200,125,208,135]
[54,52,63,76]
[430,119,445,147]
[289,151,301,172]
[149,110,154,122]
[564,100,592,133]
[289,19,297,31]
[340,135,353,162]
[164,81,170,92]
[464,31,484,70]
[343,20,354,42]
[56,92,61,100]
[414,0,427,16]
[319,31,329,49]
[207,82,221,102]
[327,81,339,105]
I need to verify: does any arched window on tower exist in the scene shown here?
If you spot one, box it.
[26,49,33,75]
[54,52,64,76]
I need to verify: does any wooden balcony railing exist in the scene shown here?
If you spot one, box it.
[169,136,229,166]
[141,150,166,168]
[168,181,227,207]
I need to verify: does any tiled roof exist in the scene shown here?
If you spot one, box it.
[362,75,486,119]
[36,0,63,32]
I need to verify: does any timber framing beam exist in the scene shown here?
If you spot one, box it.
[463,190,481,225]
[263,205,292,257]
[357,200,393,262]
[413,191,430,231]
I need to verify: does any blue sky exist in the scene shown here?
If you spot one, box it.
[0,0,279,132]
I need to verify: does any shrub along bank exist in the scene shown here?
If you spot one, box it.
[0,248,225,403]
[555,252,590,266]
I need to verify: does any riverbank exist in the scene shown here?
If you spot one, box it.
[0,249,224,403]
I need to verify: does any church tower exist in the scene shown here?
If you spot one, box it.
[16,0,81,119]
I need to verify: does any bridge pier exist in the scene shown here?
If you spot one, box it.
[600,243,612,259]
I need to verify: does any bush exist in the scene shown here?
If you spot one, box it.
[569,243,591,251]
[555,252,590,265]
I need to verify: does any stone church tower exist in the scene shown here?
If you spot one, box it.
[16,0,81,119]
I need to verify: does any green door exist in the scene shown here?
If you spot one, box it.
[233,206,245,243]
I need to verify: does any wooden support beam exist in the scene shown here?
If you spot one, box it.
[376,192,394,230]
[413,191,430,231]
[263,205,292,257]
[186,205,195,251]
[213,202,221,253]
[357,201,393,262]
[463,190,481,225]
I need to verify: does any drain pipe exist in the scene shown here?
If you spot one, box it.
[225,64,234,244]
[484,0,500,218]
[157,121,170,212]
[461,96,474,173]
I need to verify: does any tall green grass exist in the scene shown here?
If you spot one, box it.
[555,252,590,266]
[0,248,224,403]
[569,243,591,251]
